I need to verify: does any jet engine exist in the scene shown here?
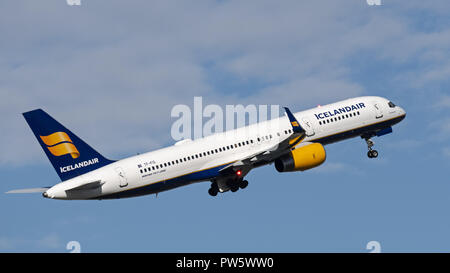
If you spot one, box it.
[275,143,326,172]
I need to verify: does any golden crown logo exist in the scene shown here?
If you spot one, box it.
[40,132,80,159]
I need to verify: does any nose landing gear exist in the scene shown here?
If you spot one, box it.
[365,138,378,158]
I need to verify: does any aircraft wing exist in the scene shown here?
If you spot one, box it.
[219,107,306,174]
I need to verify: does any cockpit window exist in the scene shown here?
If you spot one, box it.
[388,101,396,108]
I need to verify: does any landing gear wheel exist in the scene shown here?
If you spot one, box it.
[208,182,219,196]
[239,180,249,189]
[367,150,378,158]
[208,187,218,196]
[230,184,239,192]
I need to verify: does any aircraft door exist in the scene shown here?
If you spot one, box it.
[115,167,128,188]
[373,103,383,119]
[302,117,315,136]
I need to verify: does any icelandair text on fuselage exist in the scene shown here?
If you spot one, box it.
[314,103,365,120]
[60,158,99,173]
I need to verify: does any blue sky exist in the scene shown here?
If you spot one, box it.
[1,0,450,252]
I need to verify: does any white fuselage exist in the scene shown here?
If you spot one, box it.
[45,96,406,200]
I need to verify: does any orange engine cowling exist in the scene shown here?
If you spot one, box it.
[275,143,326,172]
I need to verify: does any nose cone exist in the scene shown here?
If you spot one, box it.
[42,192,49,198]
[398,106,406,120]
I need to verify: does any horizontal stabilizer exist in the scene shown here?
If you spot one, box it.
[6,187,50,194]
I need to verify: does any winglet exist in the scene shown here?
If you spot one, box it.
[283,107,305,134]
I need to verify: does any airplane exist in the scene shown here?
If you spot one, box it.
[6,96,405,200]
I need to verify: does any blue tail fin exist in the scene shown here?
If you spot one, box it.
[23,109,115,181]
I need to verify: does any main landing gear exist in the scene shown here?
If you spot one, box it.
[208,179,249,196]
[365,138,378,159]
[208,185,218,197]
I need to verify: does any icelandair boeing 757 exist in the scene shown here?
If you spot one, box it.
[7,96,405,200]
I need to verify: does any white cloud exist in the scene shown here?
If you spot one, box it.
[435,95,450,109]
[0,237,15,250]
[36,234,61,250]
[0,233,62,251]
[309,161,364,176]
[443,147,450,158]
[430,118,450,141]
